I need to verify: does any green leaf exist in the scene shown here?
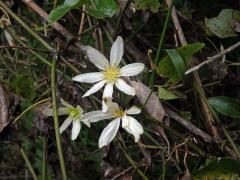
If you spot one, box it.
[157,87,179,100]
[205,9,240,38]
[208,96,240,118]
[134,0,160,13]
[193,157,240,178]
[87,0,119,19]
[48,4,72,23]
[166,49,186,79]
[48,0,84,22]
[157,43,205,84]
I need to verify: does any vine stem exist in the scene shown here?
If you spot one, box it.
[51,58,67,180]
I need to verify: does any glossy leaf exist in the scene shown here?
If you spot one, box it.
[208,96,240,118]
[48,4,72,23]
[205,9,240,38]
[157,43,205,84]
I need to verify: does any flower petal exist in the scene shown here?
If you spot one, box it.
[82,111,113,123]
[126,106,141,115]
[115,79,136,96]
[82,80,106,97]
[123,116,144,142]
[120,63,145,76]
[122,114,129,128]
[61,99,74,109]
[102,83,114,111]
[102,97,119,113]
[71,120,81,140]
[72,72,104,83]
[59,116,72,134]
[110,36,124,67]
[99,118,121,148]
[86,46,110,70]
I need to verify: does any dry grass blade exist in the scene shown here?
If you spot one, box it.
[0,84,9,133]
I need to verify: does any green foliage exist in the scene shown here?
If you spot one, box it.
[208,96,240,118]
[193,157,240,179]
[157,43,205,84]
[87,0,119,19]
[11,74,35,101]
[205,9,240,38]
[134,0,160,13]
[157,86,180,100]
[49,0,119,22]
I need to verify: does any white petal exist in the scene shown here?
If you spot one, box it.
[99,118,121,148]
[82,111,113,123]
[82,80,106,97]
[123,116,144,142]
[81,118,91,127]
[86,46,110,70]
[115,79,136,96]
[126,106,141,115]
[59,116,72,134]
[71,120,81,140]
[102,98,119,113]
[122,114,129,128]
[120,63,145,76]
[61,99,74,109]
[110,36,124,67]
[102,83,114,111]
[72,72,104,83]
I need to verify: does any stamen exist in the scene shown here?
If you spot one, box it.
[103,66,120,82]
[114,109,124,117]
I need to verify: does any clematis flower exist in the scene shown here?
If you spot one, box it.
[43,99,111,140]
[89,99,144,148]
[72,36,145,111]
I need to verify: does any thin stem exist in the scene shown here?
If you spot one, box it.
[51,58,67,180]
[12,98,50,124]
[20,148,38,180]
[149,0,175,87]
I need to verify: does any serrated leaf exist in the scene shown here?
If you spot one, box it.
[134,0,160,13]
[208,96,240,118]
[193,157,240,178]
[157,87,179,100]
[87,0,119,19]
[157,43,205,84]
[205,9,240,38]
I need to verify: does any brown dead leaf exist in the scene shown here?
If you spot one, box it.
[0,84,9,133]
[129,81,165,121]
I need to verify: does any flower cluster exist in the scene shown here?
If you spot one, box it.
[45,36,145,148]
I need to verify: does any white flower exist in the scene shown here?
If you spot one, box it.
[72,36,145,111]
[43,99,112,140]
[89,99,144,148]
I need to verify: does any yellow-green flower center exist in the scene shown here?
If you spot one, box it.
[114,109,125,117]
[68,107,81,120]
[103,66,120,82]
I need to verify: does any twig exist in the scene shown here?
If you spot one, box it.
[164,107,212,143]
[164,0,219,139]
[185,41,240,74]
[0,45,49,53]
